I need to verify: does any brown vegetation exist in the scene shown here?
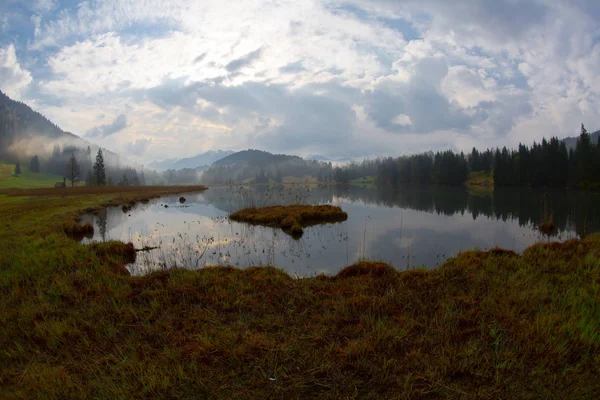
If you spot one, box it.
[539,220,557,236]
[2,188,600,398]
[91,241,137,264]
[62,221,94,240]
[230,204,348,236]
[0,184,207,197]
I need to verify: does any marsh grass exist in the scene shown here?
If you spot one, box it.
[230,204,348,237]
[1,187,600,398]
[62,220,94,240]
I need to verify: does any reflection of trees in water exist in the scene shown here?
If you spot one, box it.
[202,184,339,213]
[492,188,600,237]
[96,209,108,242]
[206,184,600,237]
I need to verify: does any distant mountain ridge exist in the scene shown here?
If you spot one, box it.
[563,129,600,151]
[148,150,234,171]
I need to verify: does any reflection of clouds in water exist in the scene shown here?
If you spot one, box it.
[81,186,596,276]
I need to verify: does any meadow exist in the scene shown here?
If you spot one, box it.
[0,161,66,189]
[0,186,599,398]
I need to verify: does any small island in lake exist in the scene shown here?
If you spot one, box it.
[230,204,348,236]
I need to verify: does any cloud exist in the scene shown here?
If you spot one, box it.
[279,61,306,73]
[0,44,32,99]
[86,114,128,138]
[225,47,263,73]
[124,138,151,156]
[364,57,473,134]
[3,0,600,162]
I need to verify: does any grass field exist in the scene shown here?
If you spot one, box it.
[0,162,66,189]
[1,186,600,398]
[465,170,494,189]
[349,176,377,188]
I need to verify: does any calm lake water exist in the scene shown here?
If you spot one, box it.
[81,184,600,276]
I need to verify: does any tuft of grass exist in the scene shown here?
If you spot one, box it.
[62,220,94,240]
[91,241,137,265]
[2,187,600,398]
[539,220,557,236]
[230,204,348,236]
[335,261,397,279]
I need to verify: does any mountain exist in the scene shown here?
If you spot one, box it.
[0,90,89,160]
[214,149,302,166]
[201,149,333,184]
[148,150,234,171]
[0,91,145,185]
[563,130,600,151]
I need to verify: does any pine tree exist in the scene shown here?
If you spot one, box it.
[93,148,106,185]
[575,124,593,184]
[29,155,40,173]
[66,154,80,187]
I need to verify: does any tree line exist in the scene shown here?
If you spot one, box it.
[332,124,599,188]
[14,146,145,187]
[492,125,600,187]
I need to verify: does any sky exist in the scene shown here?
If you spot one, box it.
[1,0,599,164]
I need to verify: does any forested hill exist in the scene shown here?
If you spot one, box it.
[0,90,87,160]
[201,150,333,184]
[148,150,234,171]
[0,91,145,186]
[213,150,303,166]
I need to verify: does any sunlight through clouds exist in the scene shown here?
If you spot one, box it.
[0,0,599,162]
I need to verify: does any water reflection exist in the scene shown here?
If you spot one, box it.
[81,185,600,276]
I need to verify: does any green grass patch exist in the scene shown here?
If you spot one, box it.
[349,176,377,188]
[0,162,66,189]
[465,170,494,189]
[1,188,600,398]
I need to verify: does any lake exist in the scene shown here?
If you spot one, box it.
[81,184,600,276]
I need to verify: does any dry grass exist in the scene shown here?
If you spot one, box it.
[230,204,348,236]
[62,220,94,240]
[1,188,600,398]
[539,220,557,236]
[0,184,207,197]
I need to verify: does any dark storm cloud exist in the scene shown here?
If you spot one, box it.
[86,113,127,138]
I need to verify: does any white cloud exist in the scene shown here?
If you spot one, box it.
[0,45,32,99]
[125,138,152,156]
[4,0,600,162]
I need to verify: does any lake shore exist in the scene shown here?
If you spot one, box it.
[1,187,599,398]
